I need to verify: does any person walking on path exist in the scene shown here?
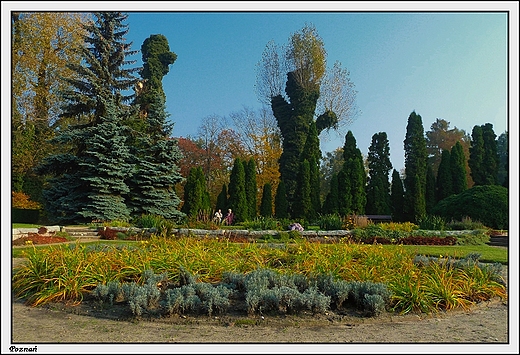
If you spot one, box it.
[213,209,223,223]
[224,209,234,225]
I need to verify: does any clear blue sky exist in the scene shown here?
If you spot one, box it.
[117,7,510,173]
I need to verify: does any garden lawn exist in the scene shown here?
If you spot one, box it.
[404,245,507,264]
[12,240,508,264]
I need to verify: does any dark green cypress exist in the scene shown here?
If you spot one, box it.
[450,141,467,194]
[322,173,339,215]
[337,170,351,216]
[403,111,427,223]
[469,125,485,185]
[436,149,453,202]
[425,164,436,214]
[260,183,273,217]
[228,158,247,223]
[481,123,499,185]
[215,184,228,214]
[181,167,209,218]
[341,131,366,215]
[497,132,508,187]
[390,169,405,222]
[365,132,392,215]
[245,158,258,220]
[274,179,289,219]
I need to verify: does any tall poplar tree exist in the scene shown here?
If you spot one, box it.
[36,12,139,223]
[365,132,392,215]
[403,111,427,223]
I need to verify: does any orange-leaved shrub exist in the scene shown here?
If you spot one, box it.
[12,191,41,209]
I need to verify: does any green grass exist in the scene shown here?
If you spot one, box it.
[12,240,136,258]
[12,223,42,228]
[400,245,508,264]
[12,239,508,264]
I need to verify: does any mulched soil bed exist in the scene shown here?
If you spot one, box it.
[12,233,69,246]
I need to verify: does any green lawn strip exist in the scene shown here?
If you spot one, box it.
[13,240,507,264]
[12,223,42,229]
[400,244,507,264]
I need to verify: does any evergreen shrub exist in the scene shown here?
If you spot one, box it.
[432,185,508,230]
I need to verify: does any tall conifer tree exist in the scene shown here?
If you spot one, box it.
[425,164,436,214]
[450,141,467,194]
[322,173,339,215]
[481,123,499,185]
[274,179,289,219]
[365,132,392,215]
[340,131,366,215]
[228,158,248,223]
[215,184,228,214]
[181,167,209,218]
[436,149,453,202]
[469,123,499,186]
[125,34,184,221]
[390,169,405,222]
[37,12,139,223]
[245,158,258,220]
[403,111,427,223]
[260,183,273,217]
